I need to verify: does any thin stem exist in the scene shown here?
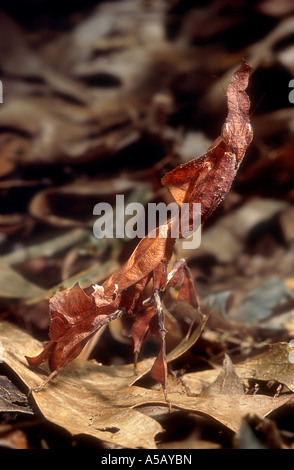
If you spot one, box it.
[154,289,170,409]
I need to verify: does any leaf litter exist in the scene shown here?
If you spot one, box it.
[1,320,292,448]
[1,0,294,450]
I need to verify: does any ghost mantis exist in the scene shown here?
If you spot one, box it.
[26,60,253,404]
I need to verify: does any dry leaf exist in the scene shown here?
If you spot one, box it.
[2,321,292,441]
[183,343,294,395]
[200,354,244,396]
[180,354,292,432]
[235,343,294,391]
[0,263,46,299]
[1,321,163,449]
[0,375,33,415]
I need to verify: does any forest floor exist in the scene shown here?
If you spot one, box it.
[1,0,294,450]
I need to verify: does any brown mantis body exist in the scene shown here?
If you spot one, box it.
[26,60,253,402]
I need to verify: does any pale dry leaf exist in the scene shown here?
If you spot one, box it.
[180,354,293,432]
[0,263,46,299]
[199,355,244,396]
[235,343,294,391]
[181,368,221,396]
[1,321,292,438]
[183,344,294,394]
[0,321,163,449]
[179,393,291,433]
